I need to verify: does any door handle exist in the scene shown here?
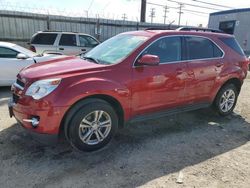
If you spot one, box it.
[81,49,86,52]
[59,48,64,50]
[216,62,223,67]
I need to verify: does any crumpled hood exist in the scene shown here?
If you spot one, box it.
[20,56,105,79]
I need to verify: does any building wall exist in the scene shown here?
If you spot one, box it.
[208,10,250,55]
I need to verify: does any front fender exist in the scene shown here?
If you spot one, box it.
[52,77,131,119]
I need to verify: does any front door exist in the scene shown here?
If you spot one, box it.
[78,35,99,54]
[131,36,187,116]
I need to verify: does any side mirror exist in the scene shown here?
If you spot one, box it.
[137,54,160,66]
[16,53,28,59]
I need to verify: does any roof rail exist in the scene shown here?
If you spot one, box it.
[145,27,174,30]
[176,27,225,33]
[41,30,79,33]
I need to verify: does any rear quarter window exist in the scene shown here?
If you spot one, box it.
[219,37,245,56]
[31,33,57,45]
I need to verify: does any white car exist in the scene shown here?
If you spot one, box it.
[0,42,66,86]
[29,31,100,55]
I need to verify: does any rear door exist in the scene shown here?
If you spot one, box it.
[183,36,224,104]
[0,47,33,86]
[132,36,187,116]
[57,34,79,55]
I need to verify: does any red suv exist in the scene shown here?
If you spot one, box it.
[9,27,249,151]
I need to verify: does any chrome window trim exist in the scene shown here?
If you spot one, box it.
[133,34,225,67]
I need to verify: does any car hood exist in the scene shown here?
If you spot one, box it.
[20,56,106,79]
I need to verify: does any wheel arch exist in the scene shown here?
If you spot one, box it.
[59,94,125,140]
[213,77,242,104]
[221,77,242,93]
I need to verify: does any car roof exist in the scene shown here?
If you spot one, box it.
[37,31,91,35]
[0,41,16,47]
[123,29,233,39]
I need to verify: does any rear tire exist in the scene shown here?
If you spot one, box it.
[67,100,118,152]
[213,84,238,116]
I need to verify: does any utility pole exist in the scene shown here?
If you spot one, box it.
[177,3,184,26]
[163,5,169,24]
[149,8,155,23]
[140,0,146,22]
[121,13,127,21]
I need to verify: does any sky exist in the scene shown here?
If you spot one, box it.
[1,0,250,26]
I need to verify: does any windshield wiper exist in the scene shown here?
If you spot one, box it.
[83,56,100,64]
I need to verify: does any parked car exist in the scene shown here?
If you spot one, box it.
[9,27,249,151]
[29,31,100,56]
[0,42,66,86]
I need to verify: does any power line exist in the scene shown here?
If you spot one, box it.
[186,11,208,18]
[166,0,223,11]
[191,0,233,9]
[182,8,208,15]
[102,1,111,11]
[87,0,94,11]
[148,2,209,15]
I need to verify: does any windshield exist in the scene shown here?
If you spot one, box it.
[83,34,149,65]
[14,45,37,57]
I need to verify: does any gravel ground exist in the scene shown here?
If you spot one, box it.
[0,77,250,188]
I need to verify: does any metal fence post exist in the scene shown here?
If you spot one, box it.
[46,15,50,30]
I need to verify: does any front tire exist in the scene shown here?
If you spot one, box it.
[67,100,118,152]
[213,84,239,116]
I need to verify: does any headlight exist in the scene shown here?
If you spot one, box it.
[25,78,61,100]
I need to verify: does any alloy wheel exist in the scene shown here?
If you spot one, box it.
[78,110,112,145]
[219,89,236,113]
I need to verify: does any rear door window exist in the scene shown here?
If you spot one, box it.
[0,47,18,58]
[31,33,57,45]
[184,36,223,60]
[59,34,77,46]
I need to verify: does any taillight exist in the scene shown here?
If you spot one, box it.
[240,57,250,72]
[29,45,36,52]
[247,58,250,71]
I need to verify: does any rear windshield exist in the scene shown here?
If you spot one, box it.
[31,33,57,45]
[220,37,245,56]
